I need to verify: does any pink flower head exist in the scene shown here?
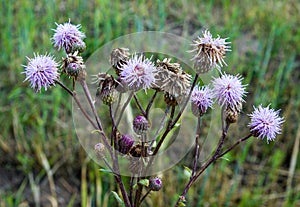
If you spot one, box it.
[191,85,214,116]
[52,20,85,53]
[22,53,59,92]
[248,105,284,143]
[119,54,157,91]
[212,73,246,109]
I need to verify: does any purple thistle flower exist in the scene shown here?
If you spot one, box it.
[22,53,59,92]
[190,30,231,74]
[191,85,214,116]
[119,54,157,91]
[248,105,284,143]
[212,73,246,109]
[52,20,85,53]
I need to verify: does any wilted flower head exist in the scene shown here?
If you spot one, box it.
[22,53,59,92]
[212,73,246,109]
[190,30,230,73]
[248,105,284,143]
[191,85,214,116]
[110,48,130,75]
[119,54,157,91]
[156,58,192,99]
[94,143,105,158]
[52,20,86,53]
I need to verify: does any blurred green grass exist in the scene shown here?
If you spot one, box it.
[1,0,300,206]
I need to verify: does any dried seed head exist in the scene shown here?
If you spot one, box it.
[156,58,192,100]
[110,48,130,75]
[190,30,230,74]
[94,143,105,158]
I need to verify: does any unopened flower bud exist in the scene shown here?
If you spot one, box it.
[225,102,242,124]
[62,51,85,79]
[225,107,238,124]
[65,62,82,77]
[94,143,105,158]
[69,40,86,53]
[149,177,162,191]
[133,115,150,135]
[118,134,134,154]
[95,74,117,105]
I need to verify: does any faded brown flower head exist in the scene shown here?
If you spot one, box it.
[190,30,230,74]
[156,58,192,102]
[110,48,130,75]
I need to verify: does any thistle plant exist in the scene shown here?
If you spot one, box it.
[22,20,284,207]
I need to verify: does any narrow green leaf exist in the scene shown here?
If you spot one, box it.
[183,166,192,177]
[178,201,186,206]
[99,168,113,174]
[111,191,125,207]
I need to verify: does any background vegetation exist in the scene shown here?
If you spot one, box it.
[0,0,300,206]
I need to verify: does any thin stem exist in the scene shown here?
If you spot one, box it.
[150,105,171,148]
[114,93,123,118]
[192,117,202,176]
[217,134,252,158]
[139,189,151,205]
[174,122,230,207]
[79,79,104,132]
[116,91,134,127]
[134,94,146,117]
[129,176,135,205]
[55,79,73,96]
[115,175,132,207]
[55,79,97,129]
[146,90,158,117]
[79,79,131,207]
[170,74,198,128]
[152,105,176,156]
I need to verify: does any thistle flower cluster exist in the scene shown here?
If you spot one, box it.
[23,20,87,93]
[22,22,285,207]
